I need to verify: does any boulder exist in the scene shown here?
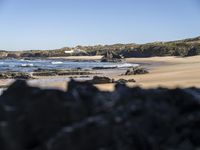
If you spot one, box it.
[89,76,114,84]
[124,67,149,75]
[7,53,19,58]
[0,80,200,149]
[20,53,35,57]
[115,78,136,84]
[101,51,124,62]
[186,47,198,56]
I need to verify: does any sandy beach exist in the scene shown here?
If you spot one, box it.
[125,56,200,88]
[92,56,200,91]
[0,55,200,92]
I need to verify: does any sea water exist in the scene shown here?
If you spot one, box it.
[0,58,139,72]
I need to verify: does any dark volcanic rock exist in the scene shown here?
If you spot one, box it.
[101,51,124,62]
[0,72,33,79]
[186,46,198,57]
[6,53,19,58]
[115,78,136,84]
[1,80,200,150]
[123,67,149,75]
[89,76,114,84]
[32,69,93,77]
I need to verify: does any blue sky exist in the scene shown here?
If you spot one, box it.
[0,0,200,50]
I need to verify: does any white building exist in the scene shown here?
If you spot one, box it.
[64,50,74,54]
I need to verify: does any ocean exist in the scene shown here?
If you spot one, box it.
[0,58,139,72]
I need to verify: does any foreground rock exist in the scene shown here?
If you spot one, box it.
[89,76,114,84]
[0,72,33,79]
[0,80,200,150]
[123,67,149,75]
[115,78,136,84]
[101,51,124,62]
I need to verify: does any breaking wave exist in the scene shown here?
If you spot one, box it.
[51,61,63,65]
[103,63,139,68]
[21,64,34,67]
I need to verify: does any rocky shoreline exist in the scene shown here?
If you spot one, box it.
[32,69,94,77]
[0,65,146,81]
[0,55,199,90]
[0,72,34,80]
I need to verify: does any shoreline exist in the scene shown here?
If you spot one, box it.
[0,55,200,91]
[49,55,103,61]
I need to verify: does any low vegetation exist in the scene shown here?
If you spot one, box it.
[1,36,200,58]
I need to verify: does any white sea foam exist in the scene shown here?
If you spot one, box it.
[116,63,139,68]
[51,61,63,65]
[21,64,34,67]
[20,59,35,62]
[103,63,139,68]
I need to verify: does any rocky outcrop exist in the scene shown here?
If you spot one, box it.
[0,80,200,150]
[20,52,48,58]
[6,53,20,58]
[123,67,149,75]
[0,51,8,58]
[101,51,124,62]
[115,78,136,84]
[0,72,33,79]
[186,46,198,56]
[32,69,93,76]
[89,76,114,84]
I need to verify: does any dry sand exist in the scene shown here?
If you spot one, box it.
[0,56,200,91]
[126,56,200,88]
[95,56,200,90]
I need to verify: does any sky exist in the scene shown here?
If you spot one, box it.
[0,0,200,50]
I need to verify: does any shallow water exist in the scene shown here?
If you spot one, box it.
[0,58,138,72]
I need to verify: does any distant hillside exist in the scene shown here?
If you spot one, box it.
[167,36,200,44]
[1,36,200,58]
